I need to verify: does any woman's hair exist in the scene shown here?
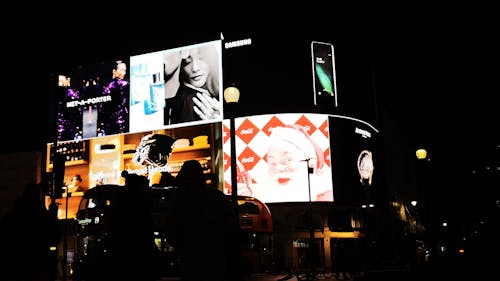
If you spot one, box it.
[180,45,219,97]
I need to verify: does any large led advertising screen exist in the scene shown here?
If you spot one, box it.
[129,40,223,132]
[56,59,131,141]
[223,113,333,203]
[49,35,379,208]
[47,40,225,217]
[329,116,379,205]
[54,40,223,142]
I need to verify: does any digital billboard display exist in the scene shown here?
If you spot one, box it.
[47,40,225,209]
[56,59,131,141]
[48,36,379,207]
[223,113,333,203]
[329,116,379,205]
[221,113,379,204]
[129,40,223,133]
[54,40,223,143]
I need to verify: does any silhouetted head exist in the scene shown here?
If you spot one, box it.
[124,173,149,191]
[159,171,176,187]
[176,160,205,188]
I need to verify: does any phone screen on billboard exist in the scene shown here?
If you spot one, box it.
[311,41,337,108]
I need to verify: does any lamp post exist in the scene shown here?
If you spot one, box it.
[224,86,240,215]
[415,147,428,241]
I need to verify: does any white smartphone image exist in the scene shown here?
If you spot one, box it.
[311,41,338,107]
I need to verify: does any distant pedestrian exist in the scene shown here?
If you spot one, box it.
[167,160,244,281]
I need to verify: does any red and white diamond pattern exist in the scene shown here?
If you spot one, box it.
[223,113,331,196]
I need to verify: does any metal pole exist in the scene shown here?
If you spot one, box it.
[229,115,238,215]
[48,73,65,281]
[306,158,315,280]
[63,189,69,281]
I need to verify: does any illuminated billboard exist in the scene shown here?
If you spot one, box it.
[47,40,224,211]
[48,35,379,207]
[223,113,333,203]
[54,40,223,143]
[56,59,131,141]
[129,40,223,132]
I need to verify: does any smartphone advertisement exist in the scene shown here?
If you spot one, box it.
[311,41,337,108]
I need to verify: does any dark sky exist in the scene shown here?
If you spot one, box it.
[2,6,497,167]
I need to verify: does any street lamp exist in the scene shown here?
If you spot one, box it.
[415,147,428,244]
[416,148,427,160]
[224,86,240,103]
[224,86,240,214]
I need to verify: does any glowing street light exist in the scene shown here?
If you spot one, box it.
[224,86,241,214]
[416,148,427,160]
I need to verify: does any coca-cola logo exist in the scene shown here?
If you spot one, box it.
[240,128,254,135]
[241,156,255,163]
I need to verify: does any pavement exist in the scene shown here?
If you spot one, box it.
[62,269,483,281]
[247,272,340,280]
[160,272,358,281]
[241,268,478,281]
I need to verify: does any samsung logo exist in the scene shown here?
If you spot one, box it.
[225,38,252,49]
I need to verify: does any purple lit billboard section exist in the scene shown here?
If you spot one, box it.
[56,59,130,142]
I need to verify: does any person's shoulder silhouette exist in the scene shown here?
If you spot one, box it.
[152,171,176,187]
[168,159,243,281]
[109,172,158,280]
[175,159,206,188]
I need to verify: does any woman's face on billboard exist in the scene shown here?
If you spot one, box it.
[181,48,210,88]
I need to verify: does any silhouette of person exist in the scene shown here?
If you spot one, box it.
[0,182,60,281]
[167,160,243,281]
[205,172,219,190]
[333,239,351,280]
[108,173,159,281]
[156,171,176,187]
